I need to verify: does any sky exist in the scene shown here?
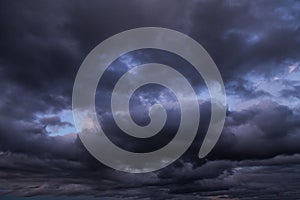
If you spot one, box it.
[0,0,300,199]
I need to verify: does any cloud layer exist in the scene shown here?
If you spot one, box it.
[0,0,300,199]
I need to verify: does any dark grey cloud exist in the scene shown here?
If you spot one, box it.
[226,78,271,99]
[1,152,300,199]
[187,0,300,80]
[1,99,300,198]
[40,116,73,127]
[0,0,299,120]
[0,0,300,199]
[211,100,300,160]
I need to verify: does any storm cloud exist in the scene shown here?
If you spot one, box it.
[0,0,300,199]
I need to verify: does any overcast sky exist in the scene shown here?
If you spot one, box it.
[0,0,300,199]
